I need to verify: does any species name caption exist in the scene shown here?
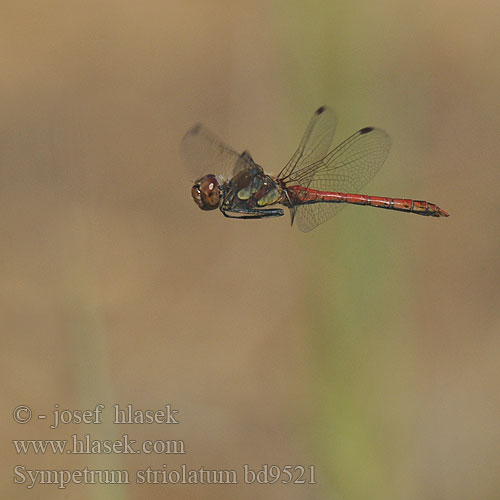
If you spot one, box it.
[11,404,317,489]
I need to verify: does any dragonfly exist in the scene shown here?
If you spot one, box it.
[182,106,449,232]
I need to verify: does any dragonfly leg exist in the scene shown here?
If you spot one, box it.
[221,207,284,219]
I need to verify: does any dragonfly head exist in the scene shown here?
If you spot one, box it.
[191,174,221,211]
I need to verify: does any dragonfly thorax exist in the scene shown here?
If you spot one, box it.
[191,174,222,211]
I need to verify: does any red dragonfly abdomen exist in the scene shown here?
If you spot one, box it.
[288,186,449,217]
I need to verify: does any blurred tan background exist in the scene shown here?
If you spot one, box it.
[2,1,499,499]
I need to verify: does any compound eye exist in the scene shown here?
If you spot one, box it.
[191,175,220,210]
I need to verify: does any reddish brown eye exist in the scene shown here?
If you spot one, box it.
[191,175,220,210]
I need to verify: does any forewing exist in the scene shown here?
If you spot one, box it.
[181,124,253,179]
[277,106,338,180]
[291,127,391,232]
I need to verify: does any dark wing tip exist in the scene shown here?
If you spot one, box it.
[316,105,327,115]
[360,126,374,134]
[189,123,202,135]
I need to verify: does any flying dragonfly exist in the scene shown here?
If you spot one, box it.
[182,106,449,232]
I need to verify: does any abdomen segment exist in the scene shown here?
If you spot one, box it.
[288,187,449,217]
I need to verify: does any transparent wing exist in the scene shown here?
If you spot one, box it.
[290,127,391,232]
[180,124,253,179]
[277,106,338,180]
